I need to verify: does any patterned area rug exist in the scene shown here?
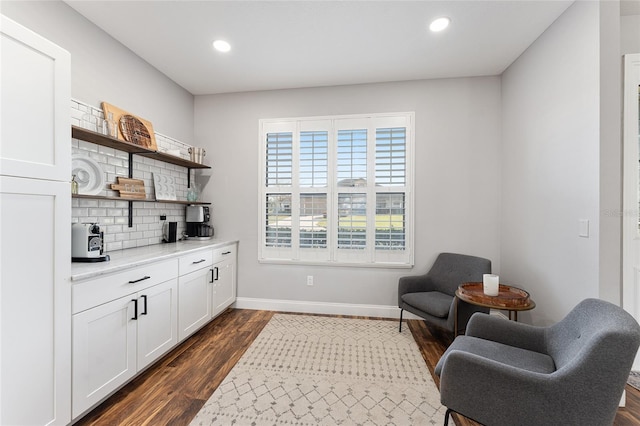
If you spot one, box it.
[629,371,640,391]
[190,314,446,425]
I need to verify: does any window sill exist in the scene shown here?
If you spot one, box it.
[258,258,414,269]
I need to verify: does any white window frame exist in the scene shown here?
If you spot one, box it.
[259,112,414,268]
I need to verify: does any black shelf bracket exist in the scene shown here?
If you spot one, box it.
[128,153,134,228]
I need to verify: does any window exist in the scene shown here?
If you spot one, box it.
[260,113,414,267]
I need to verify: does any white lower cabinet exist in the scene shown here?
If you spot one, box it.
[212,247,237,318]
[72,261,179,419]
[72,294,137,418]
[72,242,237,421]
[178,267,213,341]
[136,279,178,370]
[178,243,237,340]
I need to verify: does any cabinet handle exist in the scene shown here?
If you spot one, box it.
[141,295,148,315]
[222,251,231,255]
[129,276,151,284]
[192,259,206,264]
[214,266,219,281]
[131,299,138,320]
[210,268,214,283]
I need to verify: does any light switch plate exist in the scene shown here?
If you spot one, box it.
[579,219,589,238]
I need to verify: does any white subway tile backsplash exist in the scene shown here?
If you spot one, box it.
[100,217,114,225]
[115,150,129,160]
[78,199,99,208]
[71,98,195,252]
[107,225,123,234]
[123,240,137,249]
[98,146,115,157]
[107,157,125,167]
[78,140,98,152]
[115,166,128,176]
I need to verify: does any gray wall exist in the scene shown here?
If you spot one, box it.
[501,1,620,325]
[195,78,502,309]
[621,15,640,54]
[0,0,195,143]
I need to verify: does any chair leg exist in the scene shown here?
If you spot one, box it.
[444,408,452,426]
[399,309,404,332]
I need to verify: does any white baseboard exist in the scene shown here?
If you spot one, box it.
[234,297,422,320]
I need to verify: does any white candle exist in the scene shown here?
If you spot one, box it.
[483,274,499,296]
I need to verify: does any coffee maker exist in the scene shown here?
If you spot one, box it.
[185,206,213,239]
[71,222,110,262]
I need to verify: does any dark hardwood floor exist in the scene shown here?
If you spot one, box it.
[75,309,640,426]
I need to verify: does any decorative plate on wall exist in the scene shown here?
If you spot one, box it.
[72,155,105,195]
[153,173,177,201]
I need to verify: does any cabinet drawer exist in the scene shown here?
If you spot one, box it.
[73,259,178,314]
[212,244,236,263]
[179,249,213,275]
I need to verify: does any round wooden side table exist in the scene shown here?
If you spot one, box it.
[454,282,536,336]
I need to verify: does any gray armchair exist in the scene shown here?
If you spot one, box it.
[398,253,491,334]
[435,298,640,426]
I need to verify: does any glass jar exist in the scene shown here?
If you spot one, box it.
[71,175,79,195]
[187,187,199,202]
[106,112,118,138]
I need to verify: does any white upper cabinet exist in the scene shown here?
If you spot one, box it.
[1,15,70,182]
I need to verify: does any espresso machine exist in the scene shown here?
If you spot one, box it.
[71,222,110,262]
[185,205,213,239]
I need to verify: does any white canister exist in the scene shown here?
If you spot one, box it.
[483,274,500,296]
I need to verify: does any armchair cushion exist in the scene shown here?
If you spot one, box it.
[435,336,556,376]
[401,291,452,318]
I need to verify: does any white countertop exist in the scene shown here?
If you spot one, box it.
[71,239,238,282]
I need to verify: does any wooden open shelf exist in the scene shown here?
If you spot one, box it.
[72,194,210,205]
[72,126,211,170]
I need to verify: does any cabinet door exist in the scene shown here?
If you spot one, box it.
[178,268,213,341]
[212,253,237,318]
[72,296,137,419]
[1,176,71,425]
[0,15,70,182]
[137,279,178,370]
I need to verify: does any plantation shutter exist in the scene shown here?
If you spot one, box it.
[260,113,413,267]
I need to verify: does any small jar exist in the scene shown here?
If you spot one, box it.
[71,175,79,195]
[106,112,118,138]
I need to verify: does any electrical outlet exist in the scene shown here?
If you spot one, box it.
[306,275,314,286]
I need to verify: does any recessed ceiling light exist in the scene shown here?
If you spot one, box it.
[213,40,231,53]
[429,17,450,32]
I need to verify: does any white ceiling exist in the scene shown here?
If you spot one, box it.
[65,0,580,95]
